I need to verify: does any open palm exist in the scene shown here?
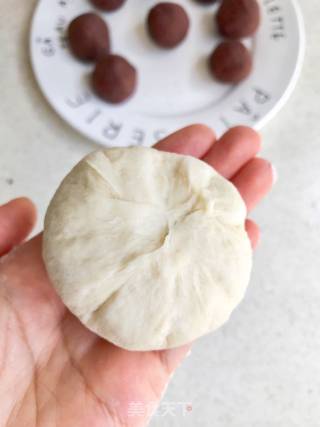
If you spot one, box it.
[0,125,274,427]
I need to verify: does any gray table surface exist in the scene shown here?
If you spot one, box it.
[1,1,320,426]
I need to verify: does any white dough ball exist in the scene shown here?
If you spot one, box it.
[43,147,252,351]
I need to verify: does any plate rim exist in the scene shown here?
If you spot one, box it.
[253,0,306,131]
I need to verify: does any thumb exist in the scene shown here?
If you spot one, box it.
[85,339,192,427]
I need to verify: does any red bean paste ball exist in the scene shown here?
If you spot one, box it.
[92,54,137,104]
[194,0,220,4]
[216,0,260,39]
[209,41,252,83]
[90,0,126,12]
[147,2,190,49]
[68,13,110,61]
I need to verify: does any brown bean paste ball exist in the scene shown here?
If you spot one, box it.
[147,2,190,48]
[90,0,126,12]
[68,13,110,61]
[92,54,137,103]
[195,0,220,4]
[209,40,252,83]
[216,0,260,39]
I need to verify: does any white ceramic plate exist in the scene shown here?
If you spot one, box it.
[30,0,305,147]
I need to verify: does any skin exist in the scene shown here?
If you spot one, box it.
[0,125,274,427]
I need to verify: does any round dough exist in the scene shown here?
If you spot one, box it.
[43,147,252,351]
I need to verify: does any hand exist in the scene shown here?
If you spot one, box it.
[0,125,274,427]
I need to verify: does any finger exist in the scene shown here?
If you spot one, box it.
[154,124,216,158]
[0,198,37,256]
[203,126,261,179]
[232,158,275,212]
[245,219,260,249]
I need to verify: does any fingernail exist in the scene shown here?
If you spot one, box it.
[271,164,278,184]
[161,344,192,373]
[185,349,192,358]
